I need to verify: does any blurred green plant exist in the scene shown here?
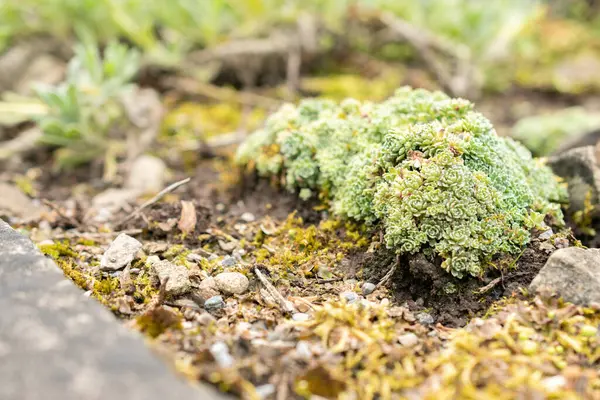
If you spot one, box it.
[34,37,140,170]
[512,107,600,156]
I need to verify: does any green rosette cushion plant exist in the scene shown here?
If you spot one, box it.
[236,87,567,278]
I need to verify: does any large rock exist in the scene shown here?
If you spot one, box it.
[547,144,600,213]
[0,219,226,400]
[529,247,600,305]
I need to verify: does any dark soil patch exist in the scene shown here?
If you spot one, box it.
[358,239,554,327]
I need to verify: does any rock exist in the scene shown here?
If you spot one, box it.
[100,233,142,271]
[218,241,237,253]
[416,312,435,325]
[292,313,310,322]
[198,277,220,300]
[547,145,600,213]
[214,272,249,295]
[125,155,167,193]
[209,342,234,368]
[0,182,44,221]
[148,259,191,297]
[91,188,140,222]
[255,384,276,399]
[529,247,600,305]
[295,341,312,359]
[220,256,237,267]
[340,291,359,304]
[204,296,225,311]
[0,219,225,400]
[538,229,554,241]
[398,333,419,347]
[240,212,255,223]
[361,282,376,295]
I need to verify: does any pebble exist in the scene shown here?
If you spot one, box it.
[295,341,312,359]
[209,341,234,368]
[100,233,142,271]
[186,253,204,263]
[148,258,192,297]
[214,272,249,295]
[204,295,225,311]
[198,277,220,299]
[292,313,310,322]
[361,282,376,295]
[220,256,237,267]
[240,212,256,222]
[538,229,554,240]
[398,333,419,347]
[125,155,166,193]
[416,312,435,325]
[255,384,276,399]
[208,254,219,261]
[340,291,359,304]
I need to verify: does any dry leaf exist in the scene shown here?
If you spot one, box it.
[178,200,197,234]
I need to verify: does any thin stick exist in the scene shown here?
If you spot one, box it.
[117,177,191,227]
[42,199,82,229]
[376,255,400,288]
[254,267,295,314]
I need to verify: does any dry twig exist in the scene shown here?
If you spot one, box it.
[254,267,295,314]
[378,12,477,98]
[376,255,400,288]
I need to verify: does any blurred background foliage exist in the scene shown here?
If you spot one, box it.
[1,0,599,171]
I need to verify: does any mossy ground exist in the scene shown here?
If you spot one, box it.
[11,67,599,400]
[26,150,597,399]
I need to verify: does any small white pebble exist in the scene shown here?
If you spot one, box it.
[398,333,418,347]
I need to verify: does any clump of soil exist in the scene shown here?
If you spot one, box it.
[359,239,554,327]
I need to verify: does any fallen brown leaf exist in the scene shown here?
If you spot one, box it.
[178,200,197,234]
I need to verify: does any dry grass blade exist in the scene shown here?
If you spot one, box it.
[254,267,295,314]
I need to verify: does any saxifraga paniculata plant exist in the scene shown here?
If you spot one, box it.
[236,87,567,278]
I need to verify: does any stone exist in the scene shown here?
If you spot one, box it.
[148,258,191,297]
[292,313,310,322]
[100,233,142,271]
[214,272,249,295]
[204,296,225,311]
[220,255,237,267]
[361,282,376,295]
[0,182,44,221]
[547,145,600,213]
[538,229,554,241]
[91,188,140,222]
[125,155,167,193]
[240,212,255,222]
[255,384,276,399]
[209,342,234,369]
[398,333,419,347]
[340,291,359,304]
[0,219,225,400]
[198,277,220,300]
[529,247,600,305]
[416,312,435,325]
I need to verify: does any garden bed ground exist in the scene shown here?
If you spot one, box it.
[4,135,597,398]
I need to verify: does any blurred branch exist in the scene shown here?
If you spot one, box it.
[164,76,282,109]
[378,12,480,98]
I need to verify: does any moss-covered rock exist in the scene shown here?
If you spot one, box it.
[236,87,567,277]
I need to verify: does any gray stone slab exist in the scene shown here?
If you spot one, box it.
[0,219,229,400]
